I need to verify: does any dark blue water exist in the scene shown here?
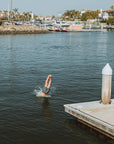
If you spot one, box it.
[0,32,114,144]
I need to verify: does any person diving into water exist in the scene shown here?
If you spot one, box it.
[40,75,52,96]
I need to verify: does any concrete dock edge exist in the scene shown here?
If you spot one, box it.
[64,100,114,139]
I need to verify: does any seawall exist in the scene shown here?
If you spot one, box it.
[0,25,50,34]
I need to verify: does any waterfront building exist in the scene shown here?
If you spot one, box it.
[102,9,114,20]
[80,9,87,17]
[67,24,83,31]
[0,11,7,18]
[45,16,52,22]
[37,16,52,22]
[87,19,97,23]
[102,12,109,20]
[98,9,103,18]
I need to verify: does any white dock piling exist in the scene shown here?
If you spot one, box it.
[101,63,112,104]
[64,63,114,139]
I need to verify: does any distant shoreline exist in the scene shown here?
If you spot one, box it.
[0,25,50,35]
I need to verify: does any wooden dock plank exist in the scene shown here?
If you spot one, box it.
[64,99,114,138]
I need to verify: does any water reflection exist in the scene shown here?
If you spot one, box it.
[40,98,52,120]
[8,36,18,93]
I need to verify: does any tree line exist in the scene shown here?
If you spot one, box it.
[61,9,100,21]
[61,7,114,25]
[0,5,114,25]
[0,8,37,22]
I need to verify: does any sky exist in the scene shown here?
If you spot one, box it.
[0,0,114,16]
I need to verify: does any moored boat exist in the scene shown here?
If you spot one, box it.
[61,27,67,32]
[47,27,54,31]
[55,28,61,32]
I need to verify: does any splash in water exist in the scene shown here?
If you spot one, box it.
[33,86,51,97]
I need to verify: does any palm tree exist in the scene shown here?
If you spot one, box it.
[62,10,80,21]
[4,10,8,20]
[12,8,18,20]
[110,5,114,9]
[75,11,80,19]
[22,12,31,21]
[13,8,18,14]
[62,10,71,20]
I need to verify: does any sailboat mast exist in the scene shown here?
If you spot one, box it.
[11,0,12,12]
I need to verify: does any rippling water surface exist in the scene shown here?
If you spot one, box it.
[0,32,114,144]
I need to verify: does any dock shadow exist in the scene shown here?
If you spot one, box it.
[64,119,112,144]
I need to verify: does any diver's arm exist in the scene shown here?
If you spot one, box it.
[45,75,50,87]
[47,77,52,89]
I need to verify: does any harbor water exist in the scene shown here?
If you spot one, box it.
[0,32,114,144]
